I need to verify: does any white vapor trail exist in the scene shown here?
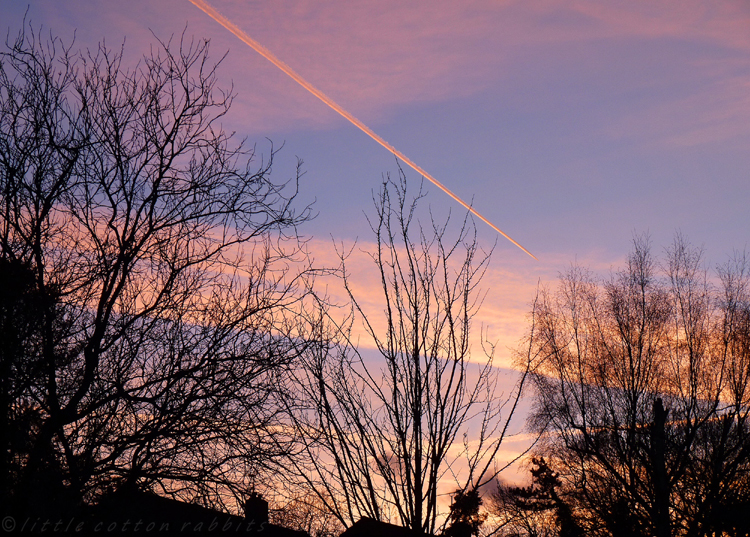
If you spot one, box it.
[188,0,536,259]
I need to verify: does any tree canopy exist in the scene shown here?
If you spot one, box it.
[0,24,313,513]
[502,236,750,537]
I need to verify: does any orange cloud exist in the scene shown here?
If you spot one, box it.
[302,237,611,369]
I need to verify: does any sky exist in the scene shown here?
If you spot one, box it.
[2,0,749,361]
[2,0,749,495]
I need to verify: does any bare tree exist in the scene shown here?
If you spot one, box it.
[522,235,750,537]
[268,490,345,537]
[0,24,313,513]
[285,174,532,535]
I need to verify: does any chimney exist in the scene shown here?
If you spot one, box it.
[243,491,269,525]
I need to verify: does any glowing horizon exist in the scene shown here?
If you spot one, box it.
[188,0,537,260]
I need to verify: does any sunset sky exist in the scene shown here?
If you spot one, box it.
[3,0,749,359]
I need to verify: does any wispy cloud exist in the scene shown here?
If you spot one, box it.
[15,0,749,150]
[200,0,750,151]
[304,236,620,368]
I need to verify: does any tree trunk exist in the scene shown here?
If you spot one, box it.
[651,398,671,537]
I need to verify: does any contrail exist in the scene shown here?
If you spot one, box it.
[188,0,536,260]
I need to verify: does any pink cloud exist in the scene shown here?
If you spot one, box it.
[13,0,750,143]
[188,0,750,149]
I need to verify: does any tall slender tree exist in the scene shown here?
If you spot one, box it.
[285,174,532,534]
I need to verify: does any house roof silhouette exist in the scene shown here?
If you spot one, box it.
[85,488,309,537]
[340,517,434,537]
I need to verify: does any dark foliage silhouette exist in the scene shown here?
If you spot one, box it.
[489,458,583,537]
[444,488,487,537]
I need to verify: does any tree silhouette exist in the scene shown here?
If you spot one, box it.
[284,174,533,534]
[521,235,750,536]
[489,458,583,537]
[0,258,51,507]
[0,23,313,513]
[444,488,487,537]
